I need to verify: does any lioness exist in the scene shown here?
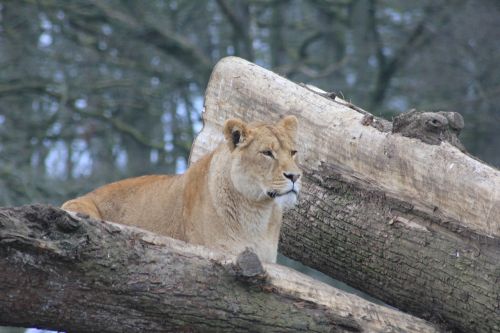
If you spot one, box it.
[62,116,301,262]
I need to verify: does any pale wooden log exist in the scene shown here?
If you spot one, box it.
[191,57,500,239]
[190,56,500,333]
[0,205,439,333]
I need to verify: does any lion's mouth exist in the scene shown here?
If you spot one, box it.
[267,189,297,198]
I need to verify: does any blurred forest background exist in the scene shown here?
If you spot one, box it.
[0,0,499,207]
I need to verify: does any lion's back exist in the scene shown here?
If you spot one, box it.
[87,174,185,235]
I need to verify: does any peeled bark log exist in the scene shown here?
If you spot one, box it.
[0,205,439,333]
[190,57,500,333]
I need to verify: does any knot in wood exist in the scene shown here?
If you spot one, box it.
[28,205,81,233]
[392,109,466,151]
[234,247,267,283]
[54,211,81,233]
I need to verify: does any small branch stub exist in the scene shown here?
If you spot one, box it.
[234,247,268,284]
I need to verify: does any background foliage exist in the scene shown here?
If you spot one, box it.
[1,0,499,206]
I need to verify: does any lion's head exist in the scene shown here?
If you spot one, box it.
[223,116,302,209]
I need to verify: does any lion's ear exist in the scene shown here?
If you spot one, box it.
[223,118,249,150]
[279,115,298,139]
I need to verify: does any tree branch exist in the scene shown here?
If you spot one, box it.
[215,0,255,61]
[368,1,441,110]
[0,205,439,332]
[0,79,58,98]
[87,0,213,80]
[70,107,166,151]
[28,0,213,81]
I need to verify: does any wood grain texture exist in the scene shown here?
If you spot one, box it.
[191,56,500,332]
[0,205,439,333]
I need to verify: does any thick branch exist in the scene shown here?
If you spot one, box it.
[70,107,166,151]
[0,78,166,152]
[190,57,500,333]
[0,205,438,333]
[32,0,213,80]
[368,1,439,110]
[215,0,254,61]
[0,79,58,98]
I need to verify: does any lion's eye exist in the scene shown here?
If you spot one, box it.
[291,150,297,157]
[261,150,274,158]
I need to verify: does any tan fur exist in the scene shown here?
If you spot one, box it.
[62,116,302,262]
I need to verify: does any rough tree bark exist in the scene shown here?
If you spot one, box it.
[0,205,439,333]
[190,57,500,333]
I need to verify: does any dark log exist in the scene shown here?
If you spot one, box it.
[0,205,439,333]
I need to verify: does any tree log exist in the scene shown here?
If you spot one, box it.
[0,205,439,333]
[190,57,500,333]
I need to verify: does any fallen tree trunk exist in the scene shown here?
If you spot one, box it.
[0,205,439,333]
[190,57,500,333]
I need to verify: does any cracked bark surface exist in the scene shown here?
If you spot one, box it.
[190,57,500,333]
[0,205,438,333]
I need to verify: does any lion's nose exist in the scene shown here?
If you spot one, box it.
[283,172,300,183]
